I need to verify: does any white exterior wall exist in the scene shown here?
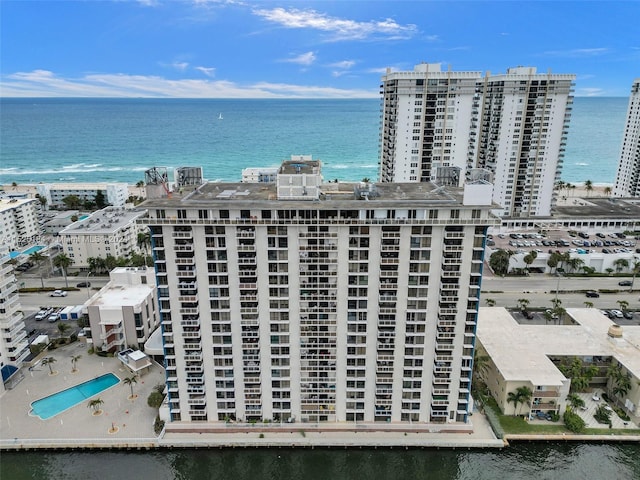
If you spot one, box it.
[0,199,40,251]
[0,246,29,375]
[614,80,640,197]
[37,183,129,208]
[145,188,497,428]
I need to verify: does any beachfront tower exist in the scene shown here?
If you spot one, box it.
[379,64,576,217]
[613,79,640,197]
[141,158,499,432]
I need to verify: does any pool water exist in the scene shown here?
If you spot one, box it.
[30,373,120,420]
[21,245,44,256]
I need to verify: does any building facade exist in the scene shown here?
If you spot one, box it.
[84,266,159,353]
[58,206,148,270]
[142,161,498,429]
[36,182,129,209]
[379,64,575,217]
[0,245,29,391]
[613,79,640,197]
[0,198,40,251]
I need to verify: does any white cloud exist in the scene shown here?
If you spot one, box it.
[253,7,417,41]
[328,60,355,69]
[281,52,317,66]
[1,69,378,98]
[577,87,606,97]
[195,66,216,77]
[160,61,190,71]
[542,48,609,58]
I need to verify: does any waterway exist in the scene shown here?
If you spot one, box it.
[1,443,639,479]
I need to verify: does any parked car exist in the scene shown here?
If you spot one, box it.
[47,313,59,322]
[35,308,52,321]
[523,310,535,320]
[76,281,91,288]
[618,280,633,287]
[623,311,634,319]
[50,290,67,297]
[585,290,600,298]
[610,310,624,319]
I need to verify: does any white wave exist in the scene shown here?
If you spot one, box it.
[358,164,378,169]
[575,162,589,166]
[330,164,350,169]
[0,165,148,175]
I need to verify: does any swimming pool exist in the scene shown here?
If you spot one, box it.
[21,245,45,256]
[30,373,120,420]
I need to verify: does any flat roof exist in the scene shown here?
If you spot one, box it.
[0,197,36,212]
[143,181,489,210]
[87,283,153,308]
[59,207,146,235]
[477,307,640,385]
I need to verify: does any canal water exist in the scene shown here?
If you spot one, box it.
[1,442,639,479]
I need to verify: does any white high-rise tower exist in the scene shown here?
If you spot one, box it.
[613,79,640,197]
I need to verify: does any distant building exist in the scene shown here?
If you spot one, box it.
[241,167,279,183]
[36,182,129,209]
[0,198,40,251]
[58,206,148,270]
[0,245,29,391]
[84,266,159,353]
[613,79,640,197]
[477,308,640,421]
[379,63,575,217]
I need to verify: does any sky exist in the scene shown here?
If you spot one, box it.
[1,0,638,98]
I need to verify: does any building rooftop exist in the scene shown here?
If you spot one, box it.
[143,180,494,210]
[553,197,640,220]
[477,307,640,386]
[59,207,146,235]
[0,197,35,213]
[86,282,153,309]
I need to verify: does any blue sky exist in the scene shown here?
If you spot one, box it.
[1,0,638,98]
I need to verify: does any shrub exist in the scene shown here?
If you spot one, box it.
[153,415,165,435]
[613,406,631,422]
[259,433,265,438]
[563,408,586,433]
[594,405,612,426]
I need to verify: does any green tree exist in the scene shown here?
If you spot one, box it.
[57,322,71,338]
[29,250,46,288]
[136,181,145,188]
[607,363,632,406]
[147,390,164,410]
[71,354,82,373]
[137,231,151,254]
[507,386,533,416]
[88,398,104,415]
[62,195,82,209]
[35,193,47,209]
[584,301,594,308]
[566,257,584,274]
[563,408,586,433]
[566,393,585,410]
[473,349,491,382]
[53,253,73,287]
[489,250,511,276]
[584,179,593,196]
[124,375,138,399]
[94,190,107,209]
[604,186,612,196]
[617,300,629,312]
[614,258,629,273]
[523,251,537,273]
[517,298,530,313]
[104,255,118,272]
[42,356,57,375]
[485,298,496,307]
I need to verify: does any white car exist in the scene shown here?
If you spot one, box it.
[50,290,67,297]
[610,310,624,318]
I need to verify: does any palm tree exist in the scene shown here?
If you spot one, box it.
[604,186,612,196]
[71,354,82,373]
[507,390,522,415]
[137,231,151,254]
[523,251,537,273]
[57,322,71,338]
[517,298,530,313]
[566,393,585,410]
[516,386,533,415]
[53,253,73,288]
[41,356,57,375]
[566,257,584,274]
[584,180,593,196]
[489,249,512,276]
[485,298,496,307]
[584,301,594,308]
[123,375,138,399]
[607,363,632,407]
[473,349,491,382]
[614,258,629,273]
[88,398,104,415]
[617,300,629,312]
[30,251,46,288]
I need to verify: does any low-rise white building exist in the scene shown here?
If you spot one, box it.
[477,308,640,421]
[0,198,40,251]
[84,267,159,353]
[58,207,147,269]
[241,167,278,183]
[36,182,129,209]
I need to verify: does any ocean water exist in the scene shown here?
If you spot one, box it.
[0,97,628,186]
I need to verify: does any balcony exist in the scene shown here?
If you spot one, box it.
[172,231,193,239]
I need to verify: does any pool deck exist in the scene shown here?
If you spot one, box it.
[2,342,638,451]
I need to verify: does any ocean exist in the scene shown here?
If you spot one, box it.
[0,97,629,186]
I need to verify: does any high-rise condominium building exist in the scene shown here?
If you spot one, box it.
[613,79,640,197]
[141,159,499,430]
[379,64,575,217]
[0,245,29,392]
